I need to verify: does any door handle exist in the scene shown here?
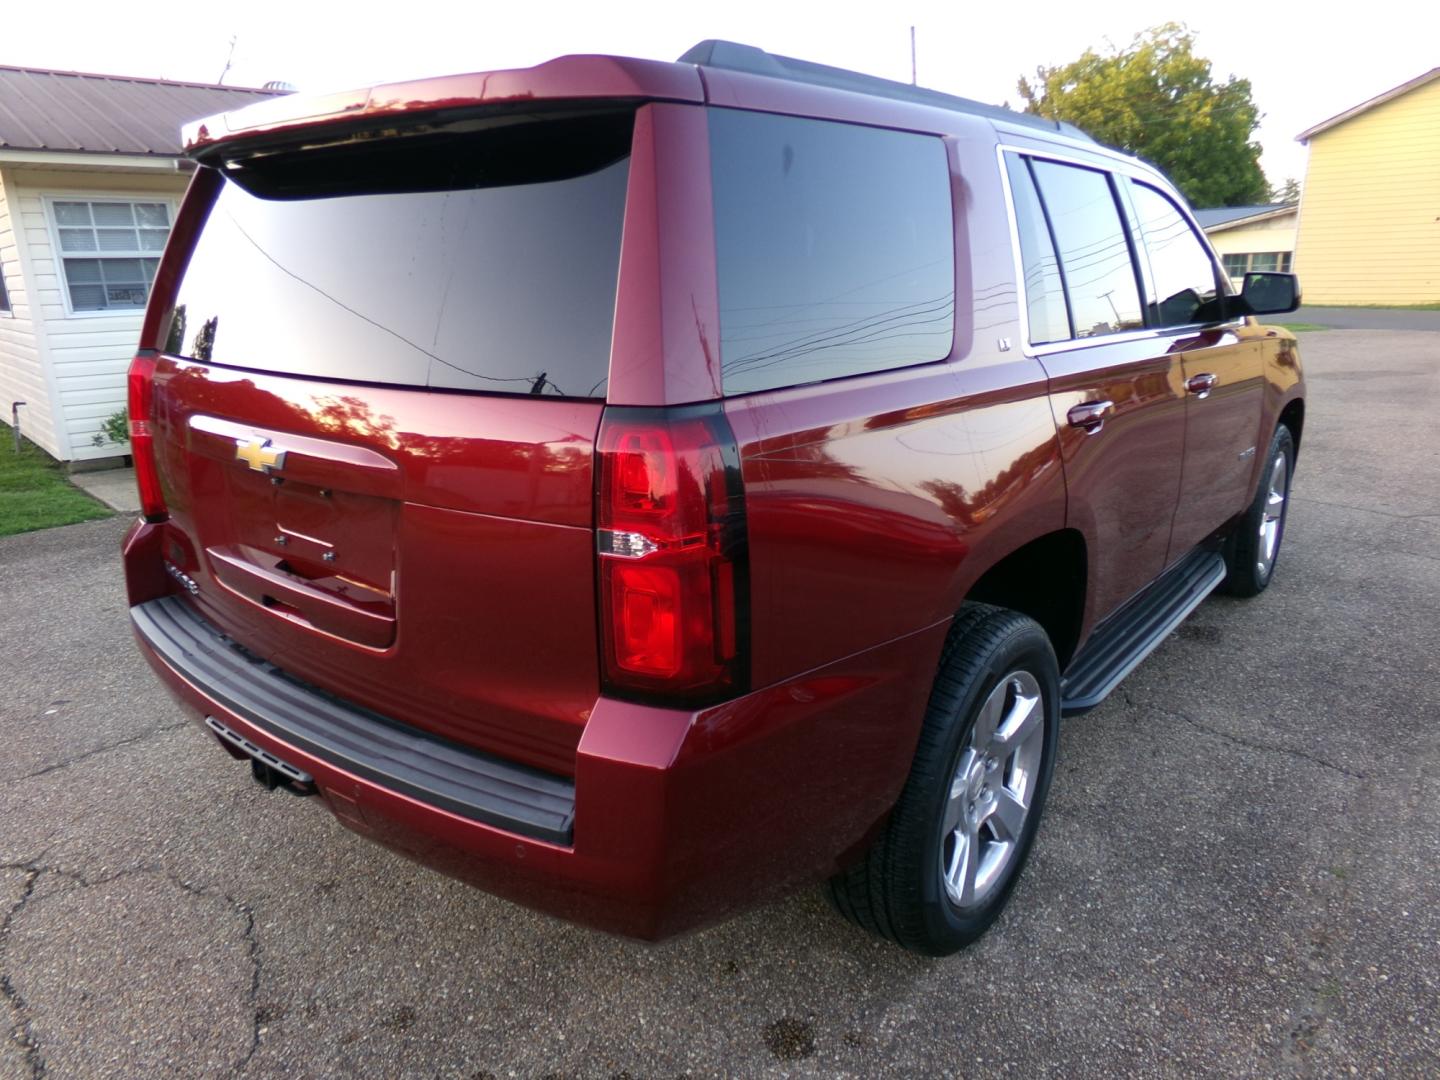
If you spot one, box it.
[1186,372,1218,399]
[1066,400,1114,434]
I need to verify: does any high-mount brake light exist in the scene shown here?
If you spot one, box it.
[128,353,167,522]
[596,406,748,702]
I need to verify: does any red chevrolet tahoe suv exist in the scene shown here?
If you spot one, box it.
[123,41,1304,955]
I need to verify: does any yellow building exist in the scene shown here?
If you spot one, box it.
[1294,68,1440,306]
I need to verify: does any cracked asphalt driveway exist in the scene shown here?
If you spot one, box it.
[2,330,1438,1077]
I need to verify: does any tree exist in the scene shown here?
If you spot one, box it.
[1017,24,1269,208]
[1270,177,1301,204]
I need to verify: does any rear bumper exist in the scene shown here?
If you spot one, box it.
[134,596,576,844]
[127,539,947,940]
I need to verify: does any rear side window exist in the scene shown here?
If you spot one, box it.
[1029,160,1143,339]
[167,113,632,398]
[1128,181,1223,327]
[709,109,954,396]
[1004,155,1070,344]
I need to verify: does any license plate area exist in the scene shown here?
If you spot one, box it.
[183,413,399,645]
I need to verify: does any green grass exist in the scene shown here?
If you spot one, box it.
[0,431,113,538]
[1276,322,1332,333]
[1303,302,1440,311]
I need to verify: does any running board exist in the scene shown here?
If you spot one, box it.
[1060,549,1227,716]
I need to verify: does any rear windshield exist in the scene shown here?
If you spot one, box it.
[166,113,631,398]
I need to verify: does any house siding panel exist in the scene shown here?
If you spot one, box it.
[1206,216,1298,259]
[1294,76,1440,305]
[0,166,62,457]
[12,168,187,460]
[1205,212,1299,289]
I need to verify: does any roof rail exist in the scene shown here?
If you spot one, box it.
[677,40,1093,142]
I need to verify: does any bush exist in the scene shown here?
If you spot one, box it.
[92,409,130,448]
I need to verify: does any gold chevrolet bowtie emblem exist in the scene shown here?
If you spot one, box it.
[234,436,286,474]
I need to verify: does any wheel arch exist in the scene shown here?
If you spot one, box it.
[963,529,1087,670]
[1278,397,1305,456]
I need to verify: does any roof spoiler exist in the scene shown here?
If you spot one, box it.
[179,55,703,159]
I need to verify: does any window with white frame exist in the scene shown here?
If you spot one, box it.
[1222,251,1292,279]
[0,261,11,313]
[52,199,171,312]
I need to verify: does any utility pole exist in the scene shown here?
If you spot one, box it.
[910,26,917,85]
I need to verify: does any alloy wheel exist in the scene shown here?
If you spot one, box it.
[940,670,1045,910]
[1257,451,1289,579]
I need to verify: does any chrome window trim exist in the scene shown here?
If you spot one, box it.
[994,142,1245,360]
[995,150,1060,350]
[991,120,1168,174]
[1126,174,1235,307]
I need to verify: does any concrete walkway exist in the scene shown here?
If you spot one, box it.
[71,467,139,513]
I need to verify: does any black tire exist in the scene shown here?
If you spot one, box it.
[1221,424,1295,598]
[827,604,1059,955]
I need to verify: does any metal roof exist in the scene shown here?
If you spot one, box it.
[1192,204,1294,231]
[1297,67,1440,142]
[0,65,280,157]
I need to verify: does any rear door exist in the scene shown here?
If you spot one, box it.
[1006,152,1187,626]
[149,110,636,774]
[1122,179,1266,557]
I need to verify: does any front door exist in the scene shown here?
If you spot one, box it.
[1121,180,1266,559]
[1170,332,1267,555]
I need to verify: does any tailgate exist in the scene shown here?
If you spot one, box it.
[144,110,634,774]
[152,361,604,775]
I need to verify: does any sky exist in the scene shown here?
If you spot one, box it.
[4,0,1436,196]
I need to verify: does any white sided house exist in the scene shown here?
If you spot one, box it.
[1192,203,1299,293]
[0,66,276,465]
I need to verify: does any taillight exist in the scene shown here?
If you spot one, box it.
[596,405,748,703]
[128,352,167,522]
[127,169,219,527]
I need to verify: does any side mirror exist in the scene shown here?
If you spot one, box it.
[1237,271,1301,316]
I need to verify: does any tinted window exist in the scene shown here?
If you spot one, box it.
[169,123,630,398]
[1030,160,1143,338]
[1005,155,1070,344]
[1129,182,1222,327]
[710,109,954,395]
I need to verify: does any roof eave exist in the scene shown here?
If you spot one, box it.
[0,63,279,95]
[1296,66,1440,142]
[0,147,190,172]
[1202,206,1298,233]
